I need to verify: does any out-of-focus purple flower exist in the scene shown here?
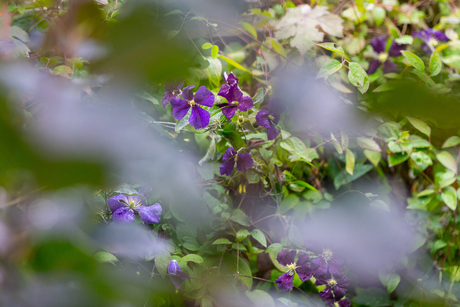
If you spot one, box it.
[217,72,254,119]
[312,248,344,276]
[168,260,189,289]
[162,79,184,107]
[368,36,406,74]
[323,297,351,307]
[256,99,285,140]
[316,273,349,301]
[413,28,449,53]
[275,249,316,292]
[219,147,254,176]
[108,190,162,224]
[170,85,214,129]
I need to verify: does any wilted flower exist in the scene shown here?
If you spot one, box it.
[316,273,349,301]
[312,248,343,276]
[275,249,316,292]
[168,260,189,289]
[368,36,406,74]
[217,72,254,119]
[108,191,162,224]
[171,85,215,129]
[256,99,284,140]
[413,28,449,53]
[162,79,184,107]
[220,147,254,176]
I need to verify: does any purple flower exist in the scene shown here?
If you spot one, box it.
[256,99,284,140]
[170,85,214,129]
[162,79,184,107]
[217,73,254,119]
[108,191,162,224]
[413,28,449,53]
[311,248,344,277]
[168,260,189,289]
[316,273,349,301]
[323,297,351,307]
[368,36,407,74]
[275,249,316,292]
[219,147,254,176]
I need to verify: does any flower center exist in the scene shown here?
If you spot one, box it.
[268,115,275,121]
[231,100,239,106]
[322,249,333,261]
[189,100,196,107]
[286,262,297,274]
[334,303,339,307]
[378,52,388,63]
[428,37,439,47]
[127,197,142,209]
[328,278,337,287]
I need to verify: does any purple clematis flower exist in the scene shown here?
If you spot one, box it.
[312,248,344,277]
[368,36,407,74]
[168,260,189,289]
[217,73,254,119]
[162,79,184,107]
[323,297,351,307]
[256,99,284,140]
[220,147,254,176]
[170,85,214,129]
[413,28,449,53]
[275,249,316,292]
[108,191,162,224]
[316,273,349,301]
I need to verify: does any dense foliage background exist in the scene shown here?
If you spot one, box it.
[1,0,460,306]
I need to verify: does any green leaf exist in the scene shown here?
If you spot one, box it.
[218,55,250,72]
[280,137,314,164]
[204,56,222,86]
[401,51,425,72]
[213,238,232,245]
[379,272,401,293]
[265,243,283,253]
[432,240,447,252]
[267,37,287,57]
[279,194,299,214]
[330,133,343,154]
[223,254,252,289]
[341,132,349,151]
[155,252,171,274]
[437,151,457,173]
[239,22,257,39]
[211,45,219,59]
[442,54,460,69]
[250,229,267,247]
[406,116,431,137]
[52,65,73,75]
[429,51,442,76]
[236,229,251,242]
[230,209,251,226]
[357,137,381,152]
[358,73,370,94]
[348,62,366,87]
[180,254,204,264]
[395,35,413,45]
[442,186,457,210]
[354,287,392,306]
[246,290,276,307]
[345,149,355,175]
[370,200,390,212]
[364,150,381,167]
[202,43,213,49]
[388,153,409,166]
[94,251,118,263]
[442,136,460,148]
[372,6,386,26]
[316,43,345,56]
[175,108,192,132]
[316,59,343,79]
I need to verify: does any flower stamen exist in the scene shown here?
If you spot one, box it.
[189,100,196,107]
[231,100,239,106]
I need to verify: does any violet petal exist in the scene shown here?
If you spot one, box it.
[112,207,135,224]
[276,272,294,292]
[138,203,162,224]
[236,153,254,172]
[237,96,254,112]
[277,249,296,266]
[170,98,190,120]
[108,194,129,213]
[189,105,210,129]
[194,86,215,107]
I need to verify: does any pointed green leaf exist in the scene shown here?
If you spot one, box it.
[401,51,425,72]
[406,116,431,137]
[348,62,366,87]
[330,133,343,154]
[202,43,213,49]
[213,238,232,245]
[316,59,342,79]
[442,136,460,148]
[211,45,219,59]
[437,151,457,173]
[316,43,345,56]
[442,187,457,210]
[250,229,267,247]
[429,51,442,76]
[357,137,381,152]
[180,254,204,264]
[218,55,250,72]
[239,22,258,39]
[364,150,381,167]
[345,149,355,175]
